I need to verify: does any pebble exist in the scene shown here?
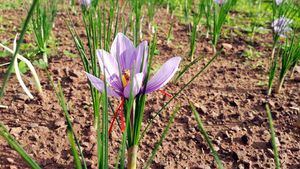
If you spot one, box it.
[15,93,28,101]
[197,105,208,114]
[9,166,18,169]
[266,148,274,157]
[54,120,65,128]
[29,123,39,128]
[6,158,14,163]
[222,43,233,50]
[10,127,22,136]
[204,46,213,53]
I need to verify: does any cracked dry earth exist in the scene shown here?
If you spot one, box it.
[0,3,300,169]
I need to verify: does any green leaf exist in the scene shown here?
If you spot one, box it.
[265,104,280,169]
[0,123,42,169]
[0,50,10,58]
[143,106,180,169]
[33,59,48,69]
[0,0,39,97]
[63,50,78,58]
[190,102,223,169]
[11,61,29,74]
[18,61,29,74]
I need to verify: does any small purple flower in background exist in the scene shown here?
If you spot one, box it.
[275,0,283,5]
[272,17,292,37]
[214,0,227,5]
[86,33,181,98]
[80,0,91,7]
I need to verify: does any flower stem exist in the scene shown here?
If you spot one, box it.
[275,75,285,94]
[0,43,43,94]
[42,52,48,65]
[127,145,138,169]
[17,55,42,93]
[212,44,217,56]
[290,65,296,79]
[14,57,34,99]
[271,46,276,60]
[265,104,280,169]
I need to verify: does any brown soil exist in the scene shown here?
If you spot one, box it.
[0,2,300,169]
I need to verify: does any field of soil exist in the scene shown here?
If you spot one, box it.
[0,2,299,169]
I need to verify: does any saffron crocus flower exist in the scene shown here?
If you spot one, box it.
[271,17,292,37]
[80,0,91,7]
[214,0,227,5]
[86,33,181,99]
[275,0,283,5]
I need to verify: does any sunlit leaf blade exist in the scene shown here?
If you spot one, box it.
[140,53,219,141]
[0,123,42,169]
[265,104,280,169]
[143,105,180,169]
[48,74,87,169]
[190,102,223,169]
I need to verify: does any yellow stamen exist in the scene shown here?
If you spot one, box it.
[121,70,130,87]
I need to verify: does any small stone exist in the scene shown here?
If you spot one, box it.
[54,120,65,128]
[231,126,240,132]
[214,145,220,152]
[268,100,276,108]
[196,105,208,114]
[10,127,22,136]
[204,46,213,53]
[6,158,14,163]
[267,148,274,157]
[222,43,233,50]
[9,166,18,169]
[38,126,50,132]
[236,151,246,161]
[28,134,39,141]
[15,94,28,101]
[238,163,245,169]
[29,123,39,128]
[81,142,90,148]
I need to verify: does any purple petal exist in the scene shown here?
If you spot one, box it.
[97,49,118,77]
[145,57,181,93]
[111,33,135,63]
[86,73,121,97]
[109,74,123,93]
[135,41,148,73]
[81,0,91,7]
[118,49,135,71]
[123,73,144,98]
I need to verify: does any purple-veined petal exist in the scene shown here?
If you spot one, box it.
[135,41,148,74]
[118,49,135,71]
[86,73,121,97]
[109,74,123,93]
[145,57,181,94]
[123,73,144,98]
[111,33,134,62]
[97,49,118,77]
